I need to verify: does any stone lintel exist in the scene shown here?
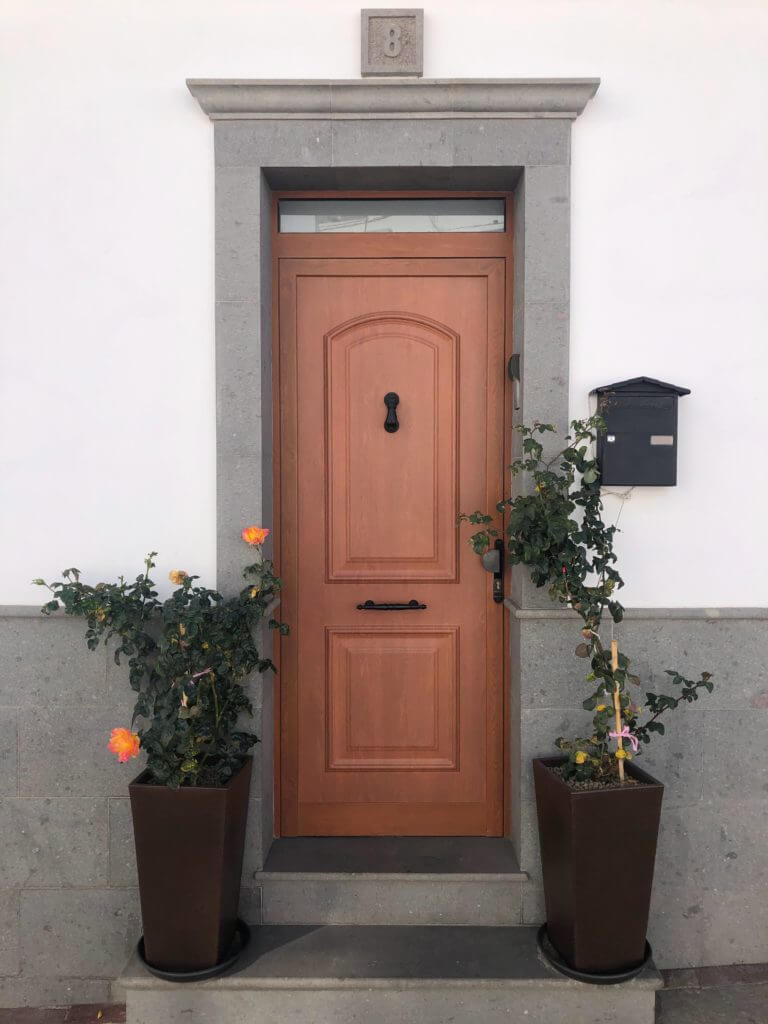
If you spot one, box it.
[186,78,600,121]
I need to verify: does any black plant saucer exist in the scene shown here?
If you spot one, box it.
[537,924,652,985]
[137,918,251,982]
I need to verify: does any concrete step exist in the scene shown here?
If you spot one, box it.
[254,837,528,925]
[121,925,663,1024]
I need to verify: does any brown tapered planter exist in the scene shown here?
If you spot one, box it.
[129,756,252,972]
[533,756,664,974]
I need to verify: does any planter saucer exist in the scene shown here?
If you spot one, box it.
[137,918,251,982]
[537,924,652,985]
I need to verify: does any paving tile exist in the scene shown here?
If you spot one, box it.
[0,1011,67,1022]
[657,982,768,1023]
[65,1004,126,1023]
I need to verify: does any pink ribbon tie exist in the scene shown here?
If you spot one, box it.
[609,725,639,753]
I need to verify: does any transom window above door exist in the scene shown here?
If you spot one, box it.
[278,198,506,234]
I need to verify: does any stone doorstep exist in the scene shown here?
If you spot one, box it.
[121,925,662,1024]
[255,836,529,925]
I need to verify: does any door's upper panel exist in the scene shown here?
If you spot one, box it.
[325,312,459,582]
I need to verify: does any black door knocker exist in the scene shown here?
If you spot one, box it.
[383,392,400,433]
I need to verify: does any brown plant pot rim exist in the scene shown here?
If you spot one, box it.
[535,754,665,792]
[129,757,250,790]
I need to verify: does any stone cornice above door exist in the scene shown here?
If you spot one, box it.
[186,78,600,120]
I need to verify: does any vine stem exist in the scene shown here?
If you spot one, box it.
[611,639,625,781]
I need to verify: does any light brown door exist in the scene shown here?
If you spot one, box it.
[278,257,505,835]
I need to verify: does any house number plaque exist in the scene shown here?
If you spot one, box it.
[361,9,424,77]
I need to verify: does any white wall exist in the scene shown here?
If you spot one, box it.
[1,0,766,606]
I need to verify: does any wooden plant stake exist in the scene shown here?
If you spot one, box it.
[611,638,625,782]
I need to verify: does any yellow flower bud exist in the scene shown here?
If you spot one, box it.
[596,704,606,712]
[615,749,627,760]
[574,751,588,765]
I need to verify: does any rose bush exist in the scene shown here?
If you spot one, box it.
[35,527,286,788]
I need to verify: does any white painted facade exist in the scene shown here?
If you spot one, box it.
[1,0,766,606]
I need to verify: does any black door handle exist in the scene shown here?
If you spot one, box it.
[383,392,400,433]
[356,599,426,611]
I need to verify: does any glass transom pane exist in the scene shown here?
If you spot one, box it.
[279,198,505,234]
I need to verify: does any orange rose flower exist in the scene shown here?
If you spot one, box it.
[168,569,188,585]
[108,728,140,763]
[242,526,270,546]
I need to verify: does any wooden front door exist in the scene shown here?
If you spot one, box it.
[277,251,506,836]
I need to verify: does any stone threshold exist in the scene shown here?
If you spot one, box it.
[260,836,527,880]
[120,924,661,990]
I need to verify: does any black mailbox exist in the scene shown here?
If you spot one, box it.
[590,377,691,487]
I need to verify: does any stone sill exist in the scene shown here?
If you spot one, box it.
[0,597,282,619]
[504,600,768,621]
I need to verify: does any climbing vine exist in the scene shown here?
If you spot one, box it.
[460,416,713,783]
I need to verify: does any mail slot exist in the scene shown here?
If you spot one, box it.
[591,377,691,486]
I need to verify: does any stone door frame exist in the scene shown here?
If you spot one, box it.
[188,77,600,868]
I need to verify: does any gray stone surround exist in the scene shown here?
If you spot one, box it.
[1,78,767,1004]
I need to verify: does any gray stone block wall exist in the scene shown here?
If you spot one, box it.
[0,611,269,1008]
[2,606,766,1005]
[514,610,768,969]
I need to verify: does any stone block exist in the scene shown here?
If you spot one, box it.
[127,985,658,1024]
[0,712,17,797]
[241,797,264,881]
[216,454,264,596]
[215,166,262,302]
[0,891,19,977]
[701,710,768,800]
[108,798,137,887]
[260,878,522,926]
[0,976,111,1008]
[216,301,263,457]
[238,886,262,926]
[214,121,332,169]
[122,925,659,1024]
[521,883,545,926]
[0,798,107,887]
[330,119,453,167]
[635,713,705,807]
[0,618,105,707]
[18,708,142,797]
[701,889,768,968]
[453,119,570,167]
[648,875,709,968]
[361,9,423,77]
[20,889,140,978]
[521,165,571,304]
[616,618,765,709]
[518,301,570,435]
